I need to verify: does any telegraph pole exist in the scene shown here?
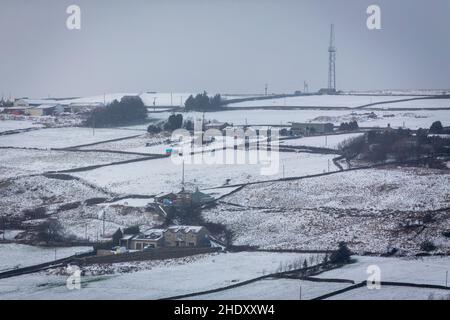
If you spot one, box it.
[181,161,185,186]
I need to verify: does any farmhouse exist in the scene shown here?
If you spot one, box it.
[13,98,58,108]
[120,225,211,251]
[26,104,64,116]
[157,188,214,208]
[121,229,165,251]
[291,122,334,136]
[164,226,210,247]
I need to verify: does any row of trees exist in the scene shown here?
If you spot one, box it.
[339,125,450,163]
[339,121,359,131]
[184,92,223,111]
[85,96,147,127]
[147,113,188,133]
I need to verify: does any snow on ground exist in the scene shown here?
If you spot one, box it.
[72,151,339,195]
[281,133,363,149]
[0,251,319,299]
[0,120,44,133]
[367,98,450,109]
[187,278,347,300]
[0,244,92,271]
[226,95,424,108]
[0,127,144,149]
[203,167,450,252]
[57,93,137,106]
[57,204,161,241]
[56,92,194,108]
[0,148,143,180]
[327,286,450,300]
[222,167,450,213]
[159,109,450,130]
[0,175,109,219]
[78,134,169,154]
[318,256,450,287]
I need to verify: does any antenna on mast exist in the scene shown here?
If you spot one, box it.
[328,24,337,92]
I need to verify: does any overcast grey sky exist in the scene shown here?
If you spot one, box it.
[1,0,449,98]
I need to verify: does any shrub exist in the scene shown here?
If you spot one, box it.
[185,92,223,111]
[163,114,183,131]
[147,124,162,134]
[339,121,359,131]
[22,207,47,219]
[429,121,443,134]
[422,213,435,224]
[85,96,147,127]
[442,230,450,238]
[329,242,352,264]
[420,240,437,252]
[35,219,64,244]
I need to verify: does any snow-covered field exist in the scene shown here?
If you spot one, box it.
[0,127,143,149]
[56,92,197,108]
[0,120,44,133]
[0,244,92,271]
[318,256,450,286]
[0,251,319,299]
[187,278,347,300]
[0,148,142,180]
[226,95,424,108]
[222,167,450,213]
[1,252,447,300]
[203,167,450,252]
[281,133,363,149]
[72,151,339,195]
[327,286,450,300]
[366,98,450,110]
[160,109,450,130]
[0,175,110,219]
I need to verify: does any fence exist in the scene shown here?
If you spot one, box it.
[78,246,221,265]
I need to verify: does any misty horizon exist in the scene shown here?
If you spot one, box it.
[1,0,450,99]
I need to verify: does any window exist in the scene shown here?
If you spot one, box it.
[189,242,195,247]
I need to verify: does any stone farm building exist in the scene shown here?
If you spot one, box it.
[291,122,334,136]
[120,226,211,251]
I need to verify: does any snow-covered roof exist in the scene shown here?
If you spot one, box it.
[34,104,61,110]
[134,228,165,240]
[16,99,58,106]
[121,234,135,240]
[167,226,204,234]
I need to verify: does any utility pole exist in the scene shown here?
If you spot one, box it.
[325,135,328,147]
[265,84,268,96]
[92,112,95,136]
[54,248,57,261]
[102,210,106,237]
[182,161,185,186]
[85,223,88,241]
[299,285,302,300]
[446,271,448,287]
[1,215,5,240]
